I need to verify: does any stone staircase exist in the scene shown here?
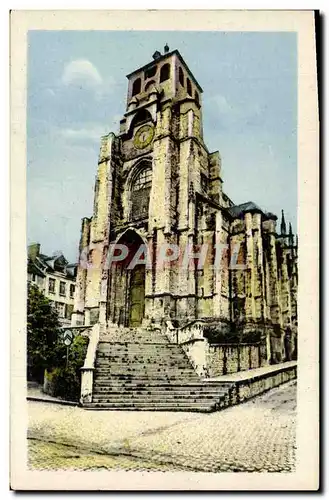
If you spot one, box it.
[84,326,233,412]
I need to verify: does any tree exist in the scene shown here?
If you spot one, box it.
[27,283,61,382]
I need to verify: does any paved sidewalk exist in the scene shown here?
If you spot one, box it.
[27,385,78,406]
[28,380,297,472]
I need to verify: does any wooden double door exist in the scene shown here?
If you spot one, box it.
[128,264,145,327]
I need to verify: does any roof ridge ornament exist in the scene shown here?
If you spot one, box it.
[152,50,161,60]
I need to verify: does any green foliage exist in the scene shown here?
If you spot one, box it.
[27,283,61,381]
[46,335,89,402]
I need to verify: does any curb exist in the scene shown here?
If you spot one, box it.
[27,396,79,407]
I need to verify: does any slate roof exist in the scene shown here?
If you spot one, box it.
[228,201,278,221]
[228,201,263,218]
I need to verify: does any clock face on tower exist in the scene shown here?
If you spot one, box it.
[133,124,155,149]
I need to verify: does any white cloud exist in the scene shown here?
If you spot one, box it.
[61,59,103,88]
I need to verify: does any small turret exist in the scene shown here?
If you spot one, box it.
[288,222,294,247]
[280,209,287,236]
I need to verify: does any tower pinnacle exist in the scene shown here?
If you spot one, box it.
[280,209,287,235]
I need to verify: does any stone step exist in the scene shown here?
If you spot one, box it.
[92,384,227,392]
[91,397,221,405]
[85,326,220,412]
[96,351,187,358]
[84,402,217,412]
[92,392,227,400]
[94,364,196,371]
[100,337,170,344]
[95,360,189,366]
[98,341,177,347]
[93,380,201,386]
[94,378,201,384]
[98,346,178,350]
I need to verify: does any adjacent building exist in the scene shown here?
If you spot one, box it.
[27,243,77,326]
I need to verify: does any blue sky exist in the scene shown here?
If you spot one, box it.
[27,31,297,262]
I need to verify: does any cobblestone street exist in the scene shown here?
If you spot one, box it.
[28,381,296,473]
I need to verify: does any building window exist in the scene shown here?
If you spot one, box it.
[59,281,66,296]
[55,302,65,318]
[201,173,208,193]
[48,278,55,294]
[132,78,141,96]
[187,78,192,96]
[179,67,184,87]
[66,303,74,319]
[145,65,157,79]
[70,284,75,299]
[160,63,170,83]
[132,168,152,191]
[131,167,152,220]
[195,90,200,105]
[144,80,156,92]
[131,109,152,129]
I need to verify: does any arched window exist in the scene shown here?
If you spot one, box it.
[131,166,152,220]
[187,78,192,96]
[132,78,141,96]
[195,90,200,105]
[130,109,152,130]
[160,63,170,83]
[132,168,152,191]
[145,65,157,79]
[144,80,156,92]
[179,67,184,87]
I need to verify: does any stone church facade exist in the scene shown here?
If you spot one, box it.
[72,47,298,367]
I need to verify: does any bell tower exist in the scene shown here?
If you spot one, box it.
[73,47,224,327]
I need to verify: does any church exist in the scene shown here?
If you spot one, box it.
[72,46,297,399]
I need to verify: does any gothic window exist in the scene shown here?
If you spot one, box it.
[132,168,152,191]
[131,109,152,129]
[131,167,152,220]
[145,65,157,79]
[195,90,200,105]
[144,80,156,92]
[160,63,170,83]
[187,78,192,96]
[201,173,208,193]
[132,77,141,96]
[179,67,184,86]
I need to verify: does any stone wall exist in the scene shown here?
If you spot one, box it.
[206,343,266,377]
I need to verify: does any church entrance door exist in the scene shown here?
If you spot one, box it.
[128,264,145,327]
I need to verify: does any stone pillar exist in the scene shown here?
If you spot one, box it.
[244,212,256,321]
[72,217,91,326]
[268,232,282,327]
[213,210,223,318]
[84,133,116,319]
[252,213,266,322]
[281,246,292,330]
